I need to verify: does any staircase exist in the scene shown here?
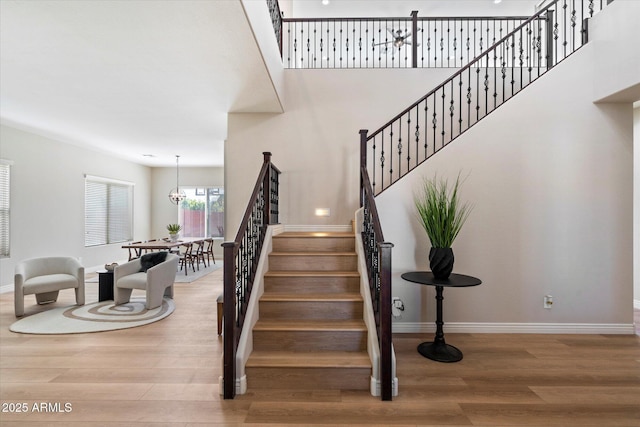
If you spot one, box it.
[245,231,372,391]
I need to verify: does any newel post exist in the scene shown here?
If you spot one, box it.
[379,241,394,401]
[222,241,238,399]
[262,152,272,225]
[359,130,368,208]
[411,11,418,68]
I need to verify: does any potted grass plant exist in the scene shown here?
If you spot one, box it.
[167,224,182,242]
[414,174,472,279]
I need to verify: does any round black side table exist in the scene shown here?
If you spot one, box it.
[97,270,114,302]
[401,271,481,363]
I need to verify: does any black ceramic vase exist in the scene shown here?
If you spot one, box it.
[429,247,454,279]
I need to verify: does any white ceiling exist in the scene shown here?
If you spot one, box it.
[0,0,281,167]
[1,0,539,167]
[290,0,539,19]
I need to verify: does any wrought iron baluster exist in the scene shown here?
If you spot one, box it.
[441,87,446,145]
[458,76,463,135]
[414,106,420,167]
[380,133,385,193]
[388,125,393,186]
[406,114,411,171]
[397,119,403,179]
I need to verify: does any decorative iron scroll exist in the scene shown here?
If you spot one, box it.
[360,131,394,401]
[267,0,283,54]
[363,0,610,196]
[222,152,280,400]
[283,15,531,69]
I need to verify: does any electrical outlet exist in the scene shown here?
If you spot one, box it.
[391,297,405,319]
[544,295,553,309]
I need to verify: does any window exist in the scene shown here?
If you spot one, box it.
[0,160,11,257]
[84,175,134,247]
[178,187,224,238]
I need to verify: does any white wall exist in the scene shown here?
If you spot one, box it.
[226,67,454,236]
[591,0,640,103]
[377,45,632,329]
[0,124,226,289]
[150,166,224,257]
[0,124,152,286]
[635,104,640,308]
[226,2,638,331]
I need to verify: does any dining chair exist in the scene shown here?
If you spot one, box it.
[204,238,216,265]
[178,243,196,275]
[128,242,142,261]
[193,240,207,269]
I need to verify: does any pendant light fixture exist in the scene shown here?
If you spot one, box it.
[168,155,186,204]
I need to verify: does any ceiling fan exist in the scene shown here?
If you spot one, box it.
[374,28,418,52]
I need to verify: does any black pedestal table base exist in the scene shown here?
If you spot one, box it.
[401,271,482,363]
[417,341,463,362]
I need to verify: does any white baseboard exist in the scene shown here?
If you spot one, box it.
[634,299,640,310]
[393,321,636,335]
[370,376,398,397]
[218,375,247,396]
[0,284,12,294]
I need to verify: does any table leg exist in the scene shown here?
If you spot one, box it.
[417,285,463,362]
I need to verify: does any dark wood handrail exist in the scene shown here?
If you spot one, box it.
[365,7,554,141]
[232,152,273,244]
[360,130,394,400]
[222,152,280,400]
[283,15,532,23]
[362,0,610,197]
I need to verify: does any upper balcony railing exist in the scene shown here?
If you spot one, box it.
[361,0,610,195]
[282,13,533,69]
[277,0,610,70]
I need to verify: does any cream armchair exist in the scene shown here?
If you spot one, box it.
[114,252,179,310]
[14,257,85,317]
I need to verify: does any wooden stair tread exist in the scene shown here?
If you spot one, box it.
[265,270,360,278]
[247,351,371,368]
[270,251,356,256]
[254,319,366,331]
[274,232,355,238]
[260,292,362,302]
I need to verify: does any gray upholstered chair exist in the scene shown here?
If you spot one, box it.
[114,252,179,310]
[14,257,85,317]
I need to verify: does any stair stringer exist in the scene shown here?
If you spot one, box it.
[218,223,285,396]
[354,208,398,397]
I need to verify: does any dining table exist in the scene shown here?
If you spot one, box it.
[121,237,206,252]
[122,238,210,276]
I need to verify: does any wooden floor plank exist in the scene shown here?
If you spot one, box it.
[1,269,639,426]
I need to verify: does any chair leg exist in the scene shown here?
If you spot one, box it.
[75,284,85,306]
[15,293,24,317]
[114,288,133,306]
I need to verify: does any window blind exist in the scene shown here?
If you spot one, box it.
[84,176,133,247]
[0,161,10,257]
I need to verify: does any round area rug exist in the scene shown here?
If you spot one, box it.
[9,297,175,334]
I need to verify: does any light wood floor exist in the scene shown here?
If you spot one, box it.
[1,269,639,426]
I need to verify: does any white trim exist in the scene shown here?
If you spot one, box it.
[0,284,12,294]
[218,374,247,396]
[370,376,399,397]
[283,224,352,233]
[0,159,14,166]
[84,174,135,187]
[393,322,636,335]
[226,224,283,396]
[634,299,640,310]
